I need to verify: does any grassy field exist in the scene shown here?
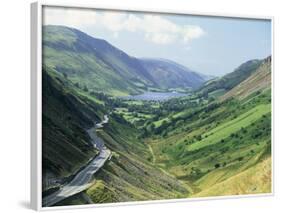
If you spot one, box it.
[146,88,271,196]
[209,89,226,98]
[114,107,153,126]
[188,104,270,151]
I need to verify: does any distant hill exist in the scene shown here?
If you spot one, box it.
[198,58,263,97]
[140,58,209,89]
[221,56,271,101]
[43,25,207,95]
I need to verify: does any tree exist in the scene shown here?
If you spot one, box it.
[146,123,155,133]
[241,127,247,134]
[161,131,167,137]
[195,135,202,141]
[83,85,89,92]
[74,82,80,88]
[238,157,244,161]
[214,163,220,169]
[208,96,215,102]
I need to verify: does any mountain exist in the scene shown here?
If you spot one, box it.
[43,25,206,95]
[221,56,271,101]
[198,58,263,97]
[43,25,154,96]
[140,58,209,89]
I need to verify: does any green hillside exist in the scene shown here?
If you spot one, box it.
[43,26,207,96]
[84,119,189,203]
[221,56,271,101]
[193,156,271,197]
[198,59,262,97]
[43,26,148,96]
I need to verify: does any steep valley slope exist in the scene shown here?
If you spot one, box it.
[221,56,271,101]
[198,58,263,98]
[42,66,104,192]
[43,66,189,205]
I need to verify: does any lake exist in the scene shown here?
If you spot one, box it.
[124,92,188,101]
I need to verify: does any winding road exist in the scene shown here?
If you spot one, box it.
[42,115,111,207]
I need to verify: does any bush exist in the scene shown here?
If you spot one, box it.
[238,157,244,161]
[214,163,220,169]
[195,135,202,141]
[241,127,247,134]
[83,85,89,92]
[74,82,80,88]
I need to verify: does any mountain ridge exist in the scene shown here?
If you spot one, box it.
[140,58,210,89]
[220,56,271,101]
[43,25,207,95]
[197,57,267,97]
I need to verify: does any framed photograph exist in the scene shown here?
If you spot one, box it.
[31,1,273,210]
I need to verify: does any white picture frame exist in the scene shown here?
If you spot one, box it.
[31,1,274,211]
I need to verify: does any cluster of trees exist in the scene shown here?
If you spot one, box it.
[73,81,89,92]
[142,100,219,137]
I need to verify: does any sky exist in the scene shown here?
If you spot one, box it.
[43,6,271,76]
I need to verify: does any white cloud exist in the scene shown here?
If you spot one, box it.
[184,45,192,51]
[43,7,205,45]
[182,25,205,42]
[43,7,97,28]
[145,32,176,44]
[99,12,127,32]
[124,14,142,32]
[112,32,119,39]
